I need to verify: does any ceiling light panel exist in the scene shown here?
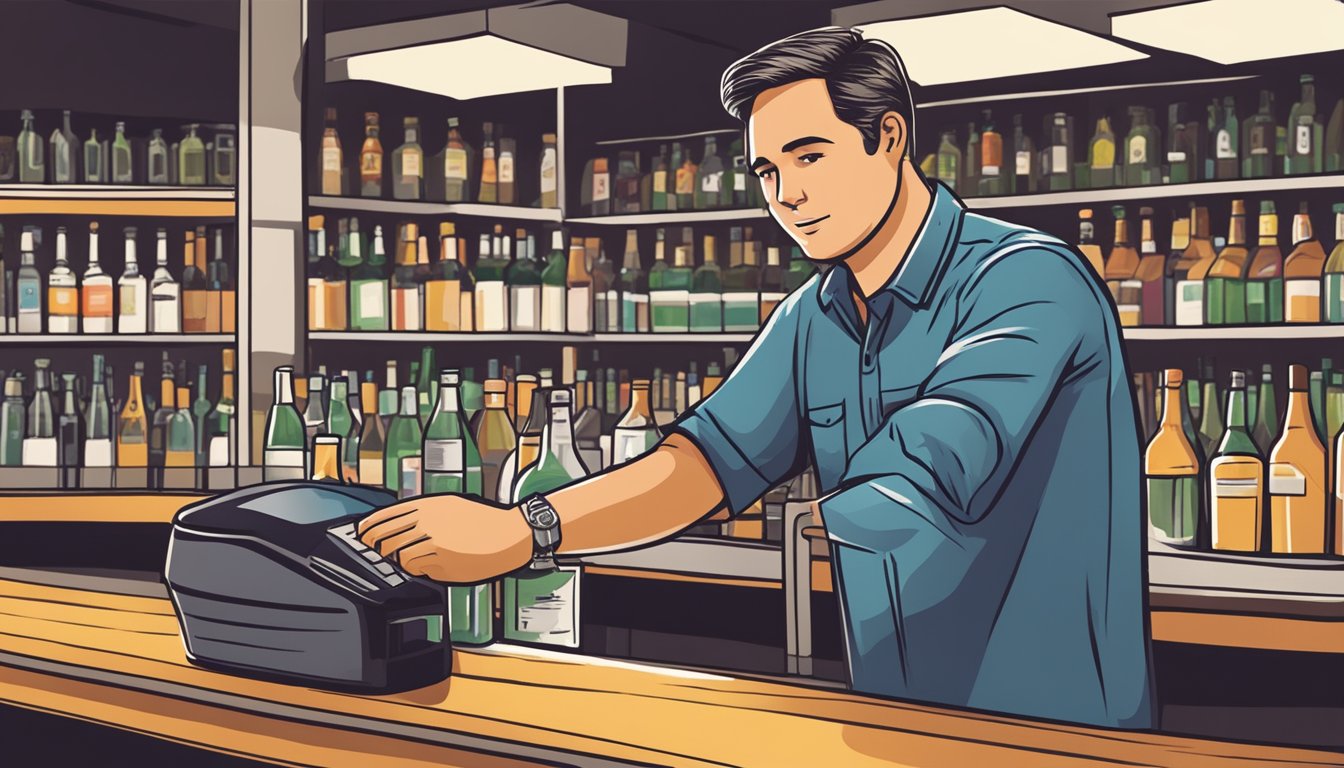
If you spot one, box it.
[1111,0,1344,65]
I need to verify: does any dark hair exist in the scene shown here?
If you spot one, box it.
[720,26,915,156]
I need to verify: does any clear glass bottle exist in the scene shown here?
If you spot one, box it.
[50,110,78,184]
[475,229,510,332]
[500,384,547,503]
[349,223,390,330]
[149,228,180,333]
[17,110,43,183]
[81,222,113,333]
[303,373,327,446]
[263,366,306,481]
[611,379,660,466]
[166,386,195,468]
[422,370,483,495]
[84,354,113,468]
[47,226,78,334]
[565,236,592,334]
[538,229,568,333]
[1210,371,1263,552]
[508,228,542,332]
[111,121,134,184]
[393,116,423,200]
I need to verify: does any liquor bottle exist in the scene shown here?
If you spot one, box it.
[1269,364,1327,553]
[148,228,180,333]
[210,227,235,333]
[475,230,510,332]
[1,374,23,466]
[1198,362,1224,459]
[976,110,1003,196]
[207,349,235,467]
[1329,373,1344,447]
[963,120,981,194]
[508,228,542,333]
[935,131,960,189]
[691,234,723,333]
[1243,90,1277,179]
[385,386,423,497]
[1246,201,1284,324]
[1252,364,1279,454]
[16,229,42,334]
[563,235,592,334]
[471,378,514,500]
[1009,113,1035,194]
[674,143,697,211]
[117,363,148,468]
[263,366,306,481]
[539,132,558,209]
[1146,369,1201,546]
[1288,75,1322,176]
[302,373,327,446]
[590,236,616,333]
[111,122,134,184]
[652,239,693,333]
[1326,205,1344,323]
[321,234,349,330]
[309,435,344,483]
[477,122,499,204]
[392,117,423,200]
[186,365,210,467]
[1174,208,1215,326]
[1076,209,1105,277]
[424,222,462,331]
[1166,103,1195,184]
[146,129,169,185]
[47,227,79,334]
[165,386,195,468]
[83,354,113,469]
[1105,206,1140,326]
[414,346,437,427]
[148,355,175,480]
[1284,202,1326,323]
[1212,97,1239,180]
[440,117,469,202]
[182,229,209,333]
[306,217,326,330]
[320,107,342,195]
[179,125,206,185]
[649,144,670,211]
[17,110,43,183]
[619,229,649,333]
[1133,207,1166,325]
[321,376,356,481]
[1044,112,1072,191]
[723,228,762,332]
[1313,362,1331,441]
[500,384,547,502]
[695,136,725,210]
[421,370,482,494]
[610,378,661,466]
[1088,116,1116,188]
[614,150,640,213]
[82,127,105,183]
[513,388,588,497]
[541,230,567,333]
[359,112,383,198]
[357,379,387,487]
[1124,107,1160,186]
[783,246,817,292]
[23,360,56,466]
[1206,200,1250,325]
[349,224,389,330]
[49,110,77,184]
[390,223,422,331]
[1210,371,1263,552]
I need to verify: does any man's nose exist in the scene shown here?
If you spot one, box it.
[775,175,806,211]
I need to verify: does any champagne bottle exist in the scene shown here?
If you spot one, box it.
[263,366,306,481]
[385,386,423,497]
[422,370,482,495]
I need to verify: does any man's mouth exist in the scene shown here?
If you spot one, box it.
[793,215,830,229]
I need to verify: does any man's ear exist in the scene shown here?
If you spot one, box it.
[881,112,907,161]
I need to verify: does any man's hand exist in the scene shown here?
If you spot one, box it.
[356,494,533,584]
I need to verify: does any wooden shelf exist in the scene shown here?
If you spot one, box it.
[1122,325,1344,341]
[566,208,770,225]
[0,493,204,524]
[964,174,1344,209]
[0,185,235,217]
[307,197,563,222]
[0,334,236,345]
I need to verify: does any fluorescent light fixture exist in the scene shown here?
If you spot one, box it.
[342,34,611,100]
[859,7,1147,86]
[1112,0,1344,64]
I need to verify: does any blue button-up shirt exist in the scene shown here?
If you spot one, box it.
[671,180,1154,729]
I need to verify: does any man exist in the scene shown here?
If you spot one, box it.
[358,26,1154,730]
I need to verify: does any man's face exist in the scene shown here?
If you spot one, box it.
[748,78,902,262]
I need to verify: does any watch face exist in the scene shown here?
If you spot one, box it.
[533,509,557,527]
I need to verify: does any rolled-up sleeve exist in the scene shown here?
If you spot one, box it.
[821,244,1103,553]
[669,299,806,516]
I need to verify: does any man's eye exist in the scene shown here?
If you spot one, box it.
[800,153,823,164]
[757,168,775,181]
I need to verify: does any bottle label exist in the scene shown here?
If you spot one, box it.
[323,148,340,172]
[362,152,382,176]
[1166,151,1187,163]
[511,285,541,331]
[653,170,668,193]
[1325,274,1344,323]
[499,155,514,184]
[650,290,691,333]
[357,281,385,321]
[540,153,557,193]
[722,292,761,332]
[675,167,695,196]
[399,456,422,499]
[593,173,610,203]
[183,151,205,183]
[1214,476,1260,498]
[391,287,422,331]
[1296,124,1311,155]
[1050,146,1068,174]
[936,153,957,183]
[566,285,592,333]
[153,292,180,332]
[445,150,468,179]
[49,286,77,315]
[734,169,746,192]
[84,439,113,467]
[477,282,508,332]
[1090,139,1114,169]
[424,439,464,473]
[1268,465,1307,496]
[1128,136,1146,165]
[1015,150,1030,175]
[401,152,421,178]
[83,284,113,318]
[701,171,723,194]
[23,438,58,466]
[509,568,578,645]
[1174,280,1203,326]
[1146,476,1198,545]
[541,284,566,333]
[209,434,232,466]
[119,284,138,315]
[425,280,462,331]
[1250,125,1269,155]
[359,456,384,486]
[1284,278,1321,323]
[18,279,39,311]
[1215,130,1234,159]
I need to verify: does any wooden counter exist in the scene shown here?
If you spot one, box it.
[0,569,1340,768]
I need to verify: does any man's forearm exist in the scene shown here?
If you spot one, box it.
[544,433,726,556]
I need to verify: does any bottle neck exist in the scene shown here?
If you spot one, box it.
[1292,214,1313,246]
[437,384,460,414]
[1228,214,1246,246]
[1258,213,1277,246]
[629,388,652,419]
[1225,388,1247,429]
[1161,384,1184,429]
[1285,388,1312,428]
[88,232,100,266]
[274,370,294,405]
[542,403,576,454]
[222,372,235,400]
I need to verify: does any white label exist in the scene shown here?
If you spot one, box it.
[541,284,566,332]
[209,434,233,466]
[392,288,421,331]
[511,285,541,332]
[1166,151,1187,163]
[358,281,385,320]
[1174,280,1204,326]
[701,171,723,194]
[308,277,325,329]
[22,438,58,466]
[1296,124,1311,155]
[566,285,592,333]
[734,170,746,192]
[499,155,514,184]
[152,292,181,333]
[445,151,468,180]
[604,290,619,327]
[1015,151,1030,175]
[1214,477,1260,498]
[424,439,464,472]
[264,449,306,481]
[400,456,421,499]
[540,155,557,196]
[1286,279,1321,301]
[1216,130,1234,159]
[322,148,340,172]
[593,174,610,202]
[401,152,421,177]
[478,282,508,331]
[1050,146,1068,174]
[1128,136,1146,164]
[1268,465,1307,496]
[981,165,999,176]
[513,570,578,644]
[84,439,113,467]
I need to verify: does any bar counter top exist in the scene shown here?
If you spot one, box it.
[0,568,1340,767]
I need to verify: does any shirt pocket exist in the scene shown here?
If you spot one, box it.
[880,384,921,420]
[807,401,848,488]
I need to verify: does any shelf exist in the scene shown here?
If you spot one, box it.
[307,331,759,343]
[307,197,563,222]
[0,334,236,345]
[0,185,236,217]
[963,174,1344,209]
[919,75,1257,109]
[593,333,756,343]
[1122,326,1344,341]
[565,209,771,226]
[595,128,741,146]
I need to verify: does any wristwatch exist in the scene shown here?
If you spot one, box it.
[520,494,562,566]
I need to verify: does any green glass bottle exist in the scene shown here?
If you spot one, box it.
[1313,358,1332,441]
[326,376,359,481]
[619,229,648,333]
[540,230,568,333]
[1,374,25,466]
[1328,372,1344,445]
[1252,364,1278,453]
[349,222,390,331]
[1245,201,1284,324]
[1205,200,1250,325]
[652,238,693,333]
[415,346,437,426]
[191,365,212,467]
[722,228,762,332]
[422,370,483,496]
[1198,362,1225,459]
[262,366,306,481]
[1209,371,1264,552]
[1145,370,1201,546]
[111,121,134,184]
[385,386,423,497]
[166,386,196,467]
[179,124,207,186]
[690,234,723,333]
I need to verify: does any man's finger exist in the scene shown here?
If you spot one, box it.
[375,528,430,558]
[360,517,417,550]
[357,504,419,540]
[397,541,440,577]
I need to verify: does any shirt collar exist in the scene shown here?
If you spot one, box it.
[818,178,963,312]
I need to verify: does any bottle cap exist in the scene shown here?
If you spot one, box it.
[1288,365,1308,390]
[439,370,460,386]
[550,388,571,405]
[1230,371,1245,389]
[484,378,507,394]
[1164,369,1183,387]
